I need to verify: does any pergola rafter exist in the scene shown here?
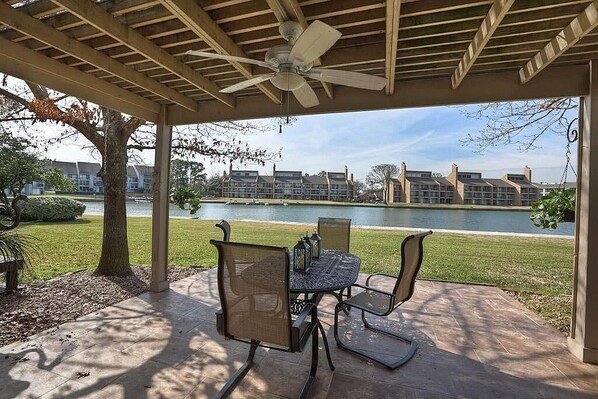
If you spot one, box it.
[0,1,198,112]
[451,0,515,89]
[49,0,235,108]
[159,0,281,104]
[385,0,402,95]
[520,0,598,83]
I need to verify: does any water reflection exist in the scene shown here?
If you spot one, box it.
[82,202,574,236]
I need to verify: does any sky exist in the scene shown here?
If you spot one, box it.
[45,104,578,184]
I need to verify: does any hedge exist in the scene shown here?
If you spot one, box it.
[21,197,86,222]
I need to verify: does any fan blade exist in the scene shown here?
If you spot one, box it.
[306,68,387,91]
[186,50,275,70]
[290,20,341,65]
[292,83,319,108]
[220,74,275,93]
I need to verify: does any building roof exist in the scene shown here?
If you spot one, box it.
[77,162,101,175]
[406,178,438,185]
[257,176,274,184]
[229,176,257,183]
[484,178,514,188]
[433,177,452,186]
[459,178,490,187]
[134,165,154,176]
[303,175,328,184]
[50,161,78,175]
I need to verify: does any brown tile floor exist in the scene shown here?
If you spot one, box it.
[1,269,597,399]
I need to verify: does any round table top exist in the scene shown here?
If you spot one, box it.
[290,249,361,293]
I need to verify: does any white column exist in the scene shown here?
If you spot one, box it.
[150,105,172,292]
[568,60,598,364]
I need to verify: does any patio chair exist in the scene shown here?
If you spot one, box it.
[317,217,352,304]
[334,230,432,369]
[210,240,334,399]
[215,219,231,241]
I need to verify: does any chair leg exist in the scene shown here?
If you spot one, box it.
[334,304,417,370]
[299,326,318,399]
[214,340,259,399]
[317,321,335,371]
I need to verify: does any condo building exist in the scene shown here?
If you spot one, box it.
[19,161,154,195]
[222,165,354,201]
[391,163,539,206]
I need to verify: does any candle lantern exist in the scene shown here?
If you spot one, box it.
[310,231,321,259]
[293,238,309,271]
[302,235,312,266]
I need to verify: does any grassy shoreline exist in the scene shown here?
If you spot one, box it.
[13,216,573,332]
[39,193,532,212]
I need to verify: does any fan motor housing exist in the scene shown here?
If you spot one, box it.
[270,72,305,91]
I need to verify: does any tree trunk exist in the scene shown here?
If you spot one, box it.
[94,119,132,276]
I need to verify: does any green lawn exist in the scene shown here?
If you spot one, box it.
[14,216,575,331]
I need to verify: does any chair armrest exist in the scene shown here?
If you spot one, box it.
[352,283,395,298]
[366,272,397,286]
[292,302,315,330]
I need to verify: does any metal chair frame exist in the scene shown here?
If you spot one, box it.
[211,240,334,399]
[333,231,432,369]
[215,219,231,241]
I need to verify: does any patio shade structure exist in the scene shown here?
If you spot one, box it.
[0,0,597,365]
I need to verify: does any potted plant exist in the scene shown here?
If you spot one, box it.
[530,188,576,230]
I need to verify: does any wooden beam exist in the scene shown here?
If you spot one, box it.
[50,0,234,107]
[159,0,281,104]
[150,104,171,293]
[168,64,589,125]
[0,36,160,122]
[0,2,197,112]
[266,0,334,99]
[451,0,514,89]
[385,0,402,95]
[520,1,598,84]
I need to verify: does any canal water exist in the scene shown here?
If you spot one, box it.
[82,201,574,236]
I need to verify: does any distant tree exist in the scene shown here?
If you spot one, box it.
[170,159,206,190]
[303,173,310,177]
[1,78,280,276]
[0,130,74,206]
[460,98,578,152]
[45,168,77,193]
[432,172,443,177]
[366,164,400,203]
[352,179,366,196]
[317,170,327,177]
[202,174,224,197]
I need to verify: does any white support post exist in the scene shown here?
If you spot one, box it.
[150,105,172,292]
[568,60,598,364]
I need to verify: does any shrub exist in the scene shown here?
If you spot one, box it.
[21,197,86,222]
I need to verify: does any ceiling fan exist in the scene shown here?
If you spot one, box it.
[186,20,387,108]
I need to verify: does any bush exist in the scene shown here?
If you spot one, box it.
[21,197,86,222]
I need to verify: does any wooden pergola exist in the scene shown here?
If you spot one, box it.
[1,0,597,365]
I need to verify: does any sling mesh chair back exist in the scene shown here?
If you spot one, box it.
[317,217,352,305]
[317,217,351,252]
[334,230,433,369]
[211,240,328,399]
[215,219,231,241]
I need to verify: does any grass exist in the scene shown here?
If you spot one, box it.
[13,216,575,331]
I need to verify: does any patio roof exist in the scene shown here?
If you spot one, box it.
[0,0,595,124]
[2,270,597,398]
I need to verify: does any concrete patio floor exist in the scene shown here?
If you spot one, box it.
[1,269,597,399]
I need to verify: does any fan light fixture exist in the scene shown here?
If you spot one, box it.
[186,20,387,109]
